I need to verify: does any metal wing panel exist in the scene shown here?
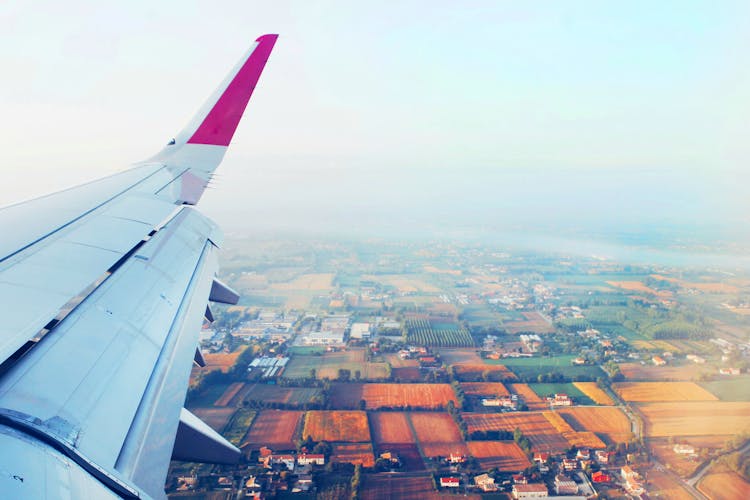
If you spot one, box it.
[0,209,216,481]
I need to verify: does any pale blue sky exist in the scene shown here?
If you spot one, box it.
[1,1,748,248]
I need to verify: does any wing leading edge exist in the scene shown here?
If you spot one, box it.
[0,34,278,499]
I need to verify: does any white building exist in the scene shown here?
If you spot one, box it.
[350,323,371,340]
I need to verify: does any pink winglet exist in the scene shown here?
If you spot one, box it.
[187,34,278,146]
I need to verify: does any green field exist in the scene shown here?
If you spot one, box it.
[287,345,326,355]
[242,384,324,406]
[283,350,390,380]
[528,383,595,405]
[405,318,474,347]
[222,408,257,446]
[700,377,750,401]
[487,355,604,381]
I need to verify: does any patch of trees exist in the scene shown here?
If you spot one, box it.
[469,429,514,441]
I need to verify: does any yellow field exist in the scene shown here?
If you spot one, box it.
[557,407,632,444]
[638,402,750,437]
[543,412,606,449]
[698,470,750,500]
[614,382,718,402]
[573,382,614,405]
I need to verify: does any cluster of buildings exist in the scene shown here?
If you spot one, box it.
[247,356,289,378]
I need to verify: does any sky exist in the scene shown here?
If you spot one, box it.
[1,1,749,255]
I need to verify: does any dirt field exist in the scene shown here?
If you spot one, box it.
[331,443,375,467]
[507,383,547,410]
[460,382,510,397]
[331,383,457,410]
[409,412,469,458]
[698,468,750,500]
[614,382,718,402]
[454,364,517,381]
[214,382,245,406]
[438,348,484,365]
[195,347,246,374]
[647,469,694,499]
[392,367,422,381]
[361,474,444,500]
[467,441,531,471]
[242,410,303,451]
[618,362,707,381]
[573,382,614,405]
[638,402,750,437]
[190,407,235,432]
[303,411,371,442]
[557,407,632,444]
[369,412,416,444]
[503,311,555,334]
[269,273,335,290]
[462,412,569,453]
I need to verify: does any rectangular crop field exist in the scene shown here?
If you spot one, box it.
[369,412,416,444]
[638,402,750,437]
[190,407,235,432]
[614,382,718,402]
[543,412,605,449]
[361,474,439,500]
[698,469,750,500]
[238,384,322,407]
[409,412,469,458]
[214,382,245,406]
[453,364,516,382]
[507,383,547,410]
[283,349,389,380]
[700,378,750,401]
[330,383,457,410]
[618,362,706,381]
[331,443,375,467]
[493,354,604,380]
[242,410,303,451]
[557,407,632,444]
[462,412,569,453]
[460,382,510,397]
[467,441,531,471]
[573,382,614,405]
[303,411,370,442]
[222,408,256,446]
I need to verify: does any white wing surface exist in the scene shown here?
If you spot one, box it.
[0,34,278,499]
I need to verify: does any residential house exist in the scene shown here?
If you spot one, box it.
[440,477,460,488]
[474,473,497,492]
[512,483,548,499]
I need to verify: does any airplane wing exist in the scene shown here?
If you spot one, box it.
[0,34,278,499]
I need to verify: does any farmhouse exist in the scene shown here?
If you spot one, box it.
[449,452,466,464]
[533,452,550,464]
[652,355,666,366]
[686,354,706,364]
[512,483,548,498]
[576,449,590,460]
[265,454,295,470]
[554,475,578,495]
[440,477,460,488]
[474,473,497,492]
[548,393,573,406]
[482,395,518,409]
[297,454,325,465]
[673,444,696,455]
[595,450,611,464]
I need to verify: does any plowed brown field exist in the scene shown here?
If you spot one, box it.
[303,411,370,442]
[467,441,531,471]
